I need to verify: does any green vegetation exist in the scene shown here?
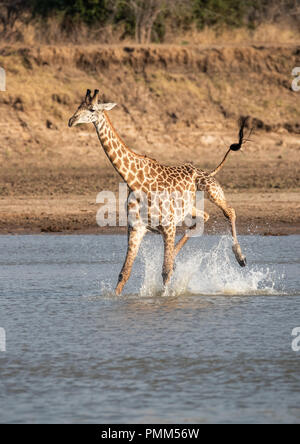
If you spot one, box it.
[31,0,112,25]
[0,0,299,43]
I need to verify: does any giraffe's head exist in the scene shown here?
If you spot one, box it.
[68,89,117,128]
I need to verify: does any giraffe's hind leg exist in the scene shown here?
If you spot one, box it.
[206,182,247,267]
[174,209,210,258]
[115,224,147,295]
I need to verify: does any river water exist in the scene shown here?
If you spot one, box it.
[0,234,299,424]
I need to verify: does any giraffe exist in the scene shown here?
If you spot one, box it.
[68,89,249,295]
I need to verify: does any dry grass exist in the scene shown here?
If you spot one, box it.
[0,17,133,46]
[165,23,300,46]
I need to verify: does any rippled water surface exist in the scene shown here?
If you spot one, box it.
[0,234,299,424]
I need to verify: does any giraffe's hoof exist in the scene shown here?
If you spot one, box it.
[232,244,247,267]
[115,282,124,296]
[162,272,172,287]
[238,257,247,268]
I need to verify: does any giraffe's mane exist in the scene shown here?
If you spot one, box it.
[103,111,158,164]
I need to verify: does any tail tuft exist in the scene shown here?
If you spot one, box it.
[210,116,253,177]
[230,143,242,151]
[230,116,250,151]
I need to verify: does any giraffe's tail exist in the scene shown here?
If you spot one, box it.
[209,148,232,177]
[209,117,251,177]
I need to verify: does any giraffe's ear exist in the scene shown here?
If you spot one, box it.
[91,89,100,105]
[102,103,117,111]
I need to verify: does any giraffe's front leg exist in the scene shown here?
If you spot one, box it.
[162,228,176,287]
[115,225,146,295]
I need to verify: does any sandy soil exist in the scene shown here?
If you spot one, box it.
[1,191,299,235]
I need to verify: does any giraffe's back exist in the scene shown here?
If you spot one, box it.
[131,160,199,195]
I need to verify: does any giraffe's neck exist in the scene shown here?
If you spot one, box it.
[94,112,147,189]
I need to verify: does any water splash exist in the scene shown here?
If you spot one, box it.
[140,239,164,297]
[140,236,282,297]
[83,281,116,301]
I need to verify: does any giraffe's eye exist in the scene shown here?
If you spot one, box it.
[90,109,96,113]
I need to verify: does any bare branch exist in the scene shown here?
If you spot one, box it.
[128,0,169,43]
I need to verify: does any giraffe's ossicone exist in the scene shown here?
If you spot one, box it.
[69,90,249,295]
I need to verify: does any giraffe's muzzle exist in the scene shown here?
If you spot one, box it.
[68,117,76,128]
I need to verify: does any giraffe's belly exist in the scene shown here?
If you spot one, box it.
[129,187,198,229]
